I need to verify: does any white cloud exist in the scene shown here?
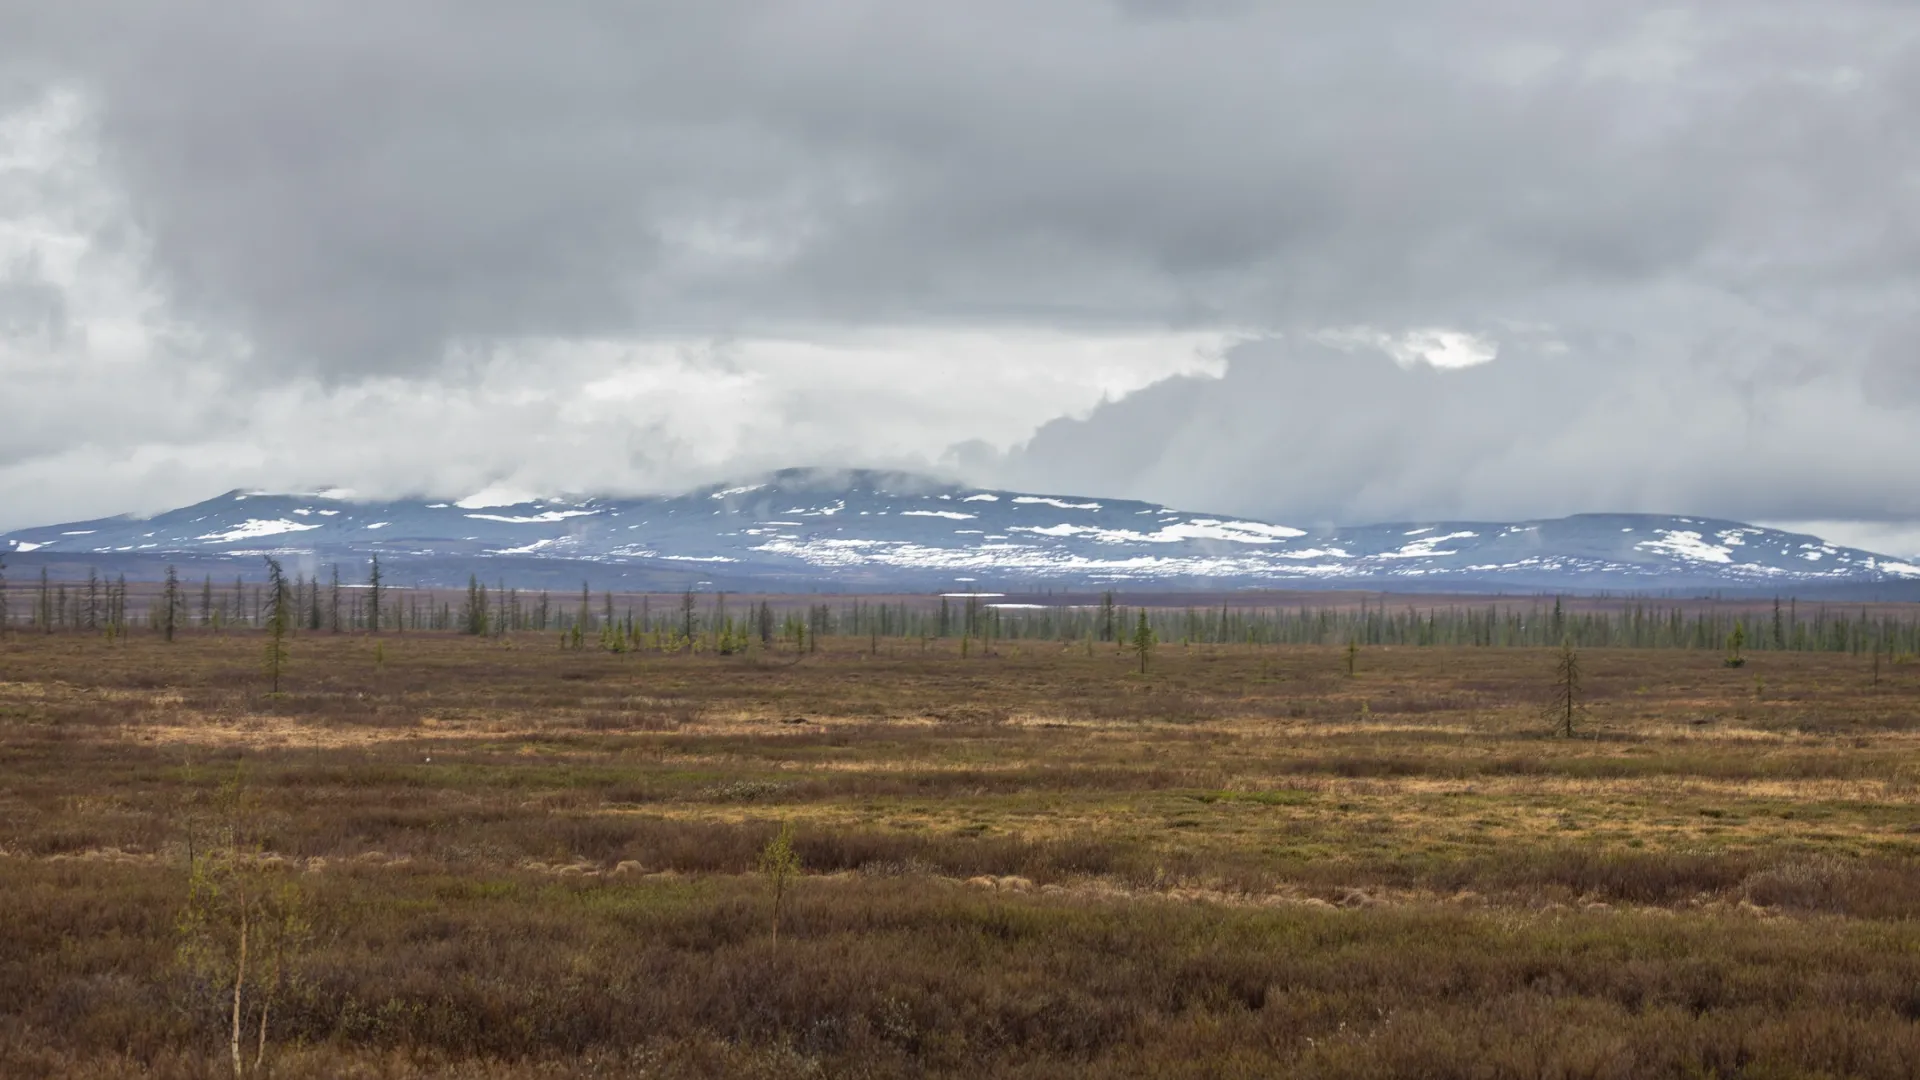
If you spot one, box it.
[1314,327,1500,370]
[0,90,1234,531]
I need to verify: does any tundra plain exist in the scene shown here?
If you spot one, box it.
[3,625,1920,1078]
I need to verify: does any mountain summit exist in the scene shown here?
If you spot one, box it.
[5,468,1917,593]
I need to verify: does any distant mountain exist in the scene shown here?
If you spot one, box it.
[5,468,1918,593]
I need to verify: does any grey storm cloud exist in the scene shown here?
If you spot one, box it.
[995,333,1920,531]
[4,1,1910,369]
[1,1,1918,544]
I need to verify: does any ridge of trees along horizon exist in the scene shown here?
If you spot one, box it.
[1,555,1917,658]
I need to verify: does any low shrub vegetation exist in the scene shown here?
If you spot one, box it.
[2,626,1918,1076]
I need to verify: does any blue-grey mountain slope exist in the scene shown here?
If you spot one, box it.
[5,469,1918,593]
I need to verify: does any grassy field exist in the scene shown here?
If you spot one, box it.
[2,627,1919,1077]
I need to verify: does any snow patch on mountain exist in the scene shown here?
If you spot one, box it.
[4,471,1916,591]
[1636,530,1733,563]
[1013,496,1102,510]
[195,519,323,544]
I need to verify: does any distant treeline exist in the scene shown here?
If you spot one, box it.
[3,558,1918,656]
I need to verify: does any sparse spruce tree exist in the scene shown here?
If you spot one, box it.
[328,565,341,633]
[262,558,291,695]
[86,567,100,630]
[366,554,383,634]
[1724,622,1747,668]
[200,575,213,628]
[1548,637,1582,737]
[163,565,181,642]
[1132,610,1154,675]
[462,575,488,636]
[0,552,8,632]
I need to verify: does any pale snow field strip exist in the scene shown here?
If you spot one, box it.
[1012,496,1103,510]
[962,494,1000,502]
[709,485,767,499]
[750,536,1359,579]
[1011,518,1305,544]
[491,538,560,555]
[194,519,324,543]
[901,510,976,520]
[1378,531,1480,559]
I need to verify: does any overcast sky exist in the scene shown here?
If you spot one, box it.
[3,2,1919,552]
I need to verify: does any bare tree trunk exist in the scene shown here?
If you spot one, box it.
[255,948,279,1074]
[231,900,249,1079]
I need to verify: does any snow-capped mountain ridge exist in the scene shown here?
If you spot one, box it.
[4,468,1917,591]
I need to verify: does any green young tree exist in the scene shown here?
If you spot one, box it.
[1724,622,1747,668]
[758,820,801,945]
[178,765,311,1079]
[328,565,341,633]
[1548,637,1582,737]
[1346,638,1358,677]
[1132,610,1155,675]
[262,558,291,695]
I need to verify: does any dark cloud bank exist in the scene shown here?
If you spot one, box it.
[1,2,1917,548]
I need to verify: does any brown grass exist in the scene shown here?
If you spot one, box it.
[3,628,1920,1076]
